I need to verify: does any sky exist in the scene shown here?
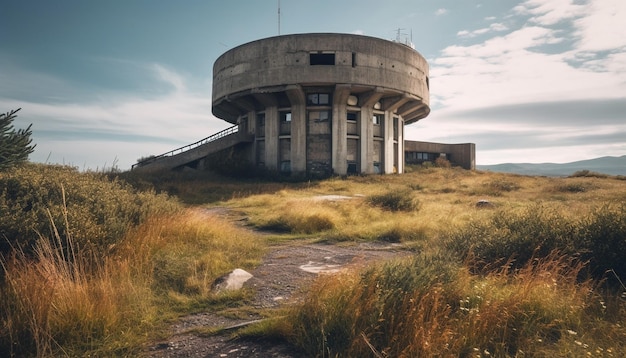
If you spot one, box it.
[1,0,625,170]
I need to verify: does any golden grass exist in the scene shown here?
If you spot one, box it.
[279,252,625,357]
[0,208,265,356]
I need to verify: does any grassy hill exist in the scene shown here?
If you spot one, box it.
[2,164,626,356]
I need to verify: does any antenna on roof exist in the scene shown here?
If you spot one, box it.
[278,0,281,35]
[395,28,406,43]
[394,28,415,49]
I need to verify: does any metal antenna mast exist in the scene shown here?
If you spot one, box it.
[278,0,281,35]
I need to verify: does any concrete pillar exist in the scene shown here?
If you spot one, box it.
[332,84,351,175]
[247,110,257,136]
[398,117,405,174]
[384,111,394,174]
[359,88,384,174]
[286,85,307,174]
[264,106,279,170]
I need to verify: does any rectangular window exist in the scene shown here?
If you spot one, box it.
[280,111,291,135]
[373,114,383,125]
[281,111,292,122]
[310,52,335,65]
[393,117,399,140]
[347,112,358,122]
[307,93,330,106]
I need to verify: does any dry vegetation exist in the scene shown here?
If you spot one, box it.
[2,163,626,356]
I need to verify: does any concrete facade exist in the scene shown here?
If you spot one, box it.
[212,33,430,177]
[405,141,476,170]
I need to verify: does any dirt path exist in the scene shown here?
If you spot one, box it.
[143,210,409,357]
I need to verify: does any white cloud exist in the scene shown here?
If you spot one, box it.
[457,22,509,38]
[435,8,448,16]
[513,0,585,25]
[420,0,626,164]
[574,0,626,52]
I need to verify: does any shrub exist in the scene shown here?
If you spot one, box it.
[554,181,596,193]
[434,157,452,168]
[0,164,180,258]
[569,170,608,179]
[367,189,420,212]
[577,204,626,282]
[445,203,626,283]
[444,205,577,272]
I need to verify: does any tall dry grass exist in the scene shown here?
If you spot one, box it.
[279,252,624,357]
[0,208,265,356]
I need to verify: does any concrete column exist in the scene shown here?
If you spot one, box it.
[384,111,394,174]
[247,110,257,136]
[286,85,307,174]
[398,117,404,174]
[359,88,384,174]
[264,106,279,170]
[332,84,351,175]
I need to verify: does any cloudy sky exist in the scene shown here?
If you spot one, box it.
[1,0,625,170]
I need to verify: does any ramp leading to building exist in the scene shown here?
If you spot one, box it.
[131,125,253,172]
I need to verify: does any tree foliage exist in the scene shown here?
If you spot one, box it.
[0,108,36,170]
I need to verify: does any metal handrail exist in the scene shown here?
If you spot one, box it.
[132,124,239,169]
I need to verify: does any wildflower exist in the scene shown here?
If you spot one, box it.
[567,330,577,336]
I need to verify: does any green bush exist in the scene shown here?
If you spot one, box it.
[445,204,626,282]
[367,189,420,212]
[445,205,577,271]
[578,204,626,282]
[0,164,180,258]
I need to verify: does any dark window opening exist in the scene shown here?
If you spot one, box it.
[280,161,291,173]
[347,112,358,122]
[351,52,356,67]
[310,53,335,65]
[373,114,383,125]
[307,93,331,106]
[280,111,292,122]
[347,162,358,174]
[426,76,430,90]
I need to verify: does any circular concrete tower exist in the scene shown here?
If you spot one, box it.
[212,33,430,177]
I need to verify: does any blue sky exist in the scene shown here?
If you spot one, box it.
[1,0,625,170]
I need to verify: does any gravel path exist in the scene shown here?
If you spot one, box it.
[143,210,409,357]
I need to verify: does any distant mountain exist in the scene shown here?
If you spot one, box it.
[477,155,626,177]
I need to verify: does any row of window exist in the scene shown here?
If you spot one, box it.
[406,152,438,162]
[262,111,387,125]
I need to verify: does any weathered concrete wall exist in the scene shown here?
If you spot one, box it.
[405,141,476,170]
[213,33,429,124]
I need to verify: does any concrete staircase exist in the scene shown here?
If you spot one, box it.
[131,125,253,172]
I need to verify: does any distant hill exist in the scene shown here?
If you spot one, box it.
[477,155,626,176]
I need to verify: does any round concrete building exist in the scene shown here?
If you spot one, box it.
[212,33,430,177]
